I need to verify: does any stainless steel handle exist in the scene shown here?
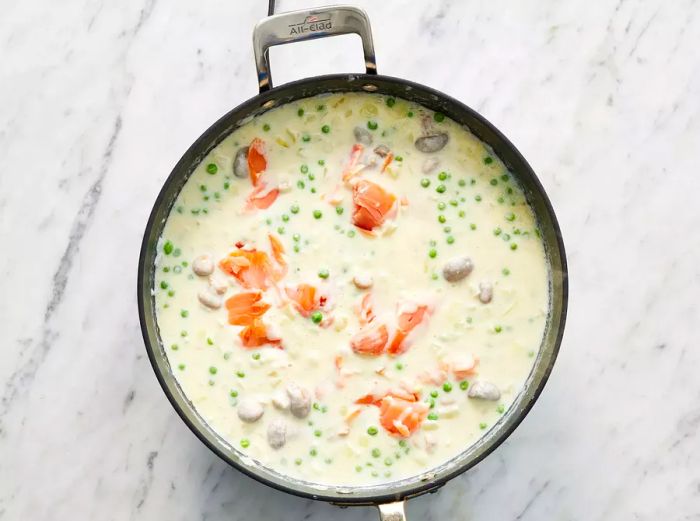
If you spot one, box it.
[253,5,377,93]
[377,501,407,521]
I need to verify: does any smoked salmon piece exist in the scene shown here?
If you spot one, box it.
[220,249,274,289]
[355,389,428,437]
[247,183,279,209]
[219,235,286,290]
[248,138,267,186]
[239,317,280,348]
[225,291,270,325]
[350,322,388,356]
[342,143,365,183]
[387,304,429,355]
[378,395,429,437]
[224,291,280,348]
[285,283,319,317]
[351,179,397,232]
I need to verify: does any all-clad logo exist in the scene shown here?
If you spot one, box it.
[289,15,332,35]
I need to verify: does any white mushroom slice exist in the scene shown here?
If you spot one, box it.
[352,273,374,290]
[442,257,474,282]
[286,383,311,418]
[478,281,493,304]
[209,273,228,295]
[237,399,264,423]
[353,126,373,145]
[267,419,287,449]
[422,157,440,174]
[233,146,249,178]
[197,290,222,310]
[415,133,448,153]
[192,254,214,276]
[467,381,501,401]
[374,144,390,157]
[271,389,290,411]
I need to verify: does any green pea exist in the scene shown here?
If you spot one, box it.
[502,267,511,276]
[371,448,381,458]
[437,202,446,211]
[252,352,261,360]
[297,180,305,189]
[295,458,303,465]
[438,171,448,181]
[223,181,230,190]
[458,179,466,187]
[209,366,217,375]
[180,309,188,318]
[443,382,453,392]
[310,448,318,456]
[318,269,329,279]
[497,404,506,414]
[407,111,414,118]
[386,97,396,107]
[292,233,300,242]
[281,214,289,222]
[367,426,378,436]
[206,337,214,345]
[490,178,498,186]
[384,458,393,466]
[479,422,488,430]
[484,156,493,164]
[321,125,330,134]
[430,390,439,398]
[236,370,245,378]
[300,164,309,174]
[318,159,325,166]
[510,243,518,250]
[302,134,311,142]
[230,390,238,398]
[178,363,186,371]
[436,184,446,193]
[494,325,503,333]
[396,362,404,370]
[317,104,325,111]
[290,204,300,214]
[262,123,270,132]
[446,236,455,244]
[347,230,356,238]
[427,412,438,421]
[428,248,437,258]
[336,206,344,215]
[311,311,323,324]
[458,210,466,218]
[313,210,322,219]
[277,226,285,234]
[163,240,174,255]
[160,281,168,290]
[469,223,476,230]
[434,112,445,122]
[475,195,482,202]
[438,215,446,223]
[314,429,322,437]
[421,178,430,188]
[395,156,403,161]
[240,439,250,448]
[206,163,218,175]
[459,380,469,390]
[506,212,516,221]
[367,120,378,130]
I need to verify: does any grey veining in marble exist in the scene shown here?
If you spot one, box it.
[1,0,700,519]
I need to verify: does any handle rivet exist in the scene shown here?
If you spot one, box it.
[362,84,378,92]
[261,99,277,109]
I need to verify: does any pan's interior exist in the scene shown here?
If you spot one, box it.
[138,74,568,505]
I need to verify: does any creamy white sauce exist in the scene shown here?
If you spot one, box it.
[154,93,549,486]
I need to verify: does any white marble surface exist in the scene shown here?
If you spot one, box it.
[2,0,699,519]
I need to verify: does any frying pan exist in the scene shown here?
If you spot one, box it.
[137,5,568,519]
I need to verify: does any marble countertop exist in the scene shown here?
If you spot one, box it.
[2,0,699,519]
